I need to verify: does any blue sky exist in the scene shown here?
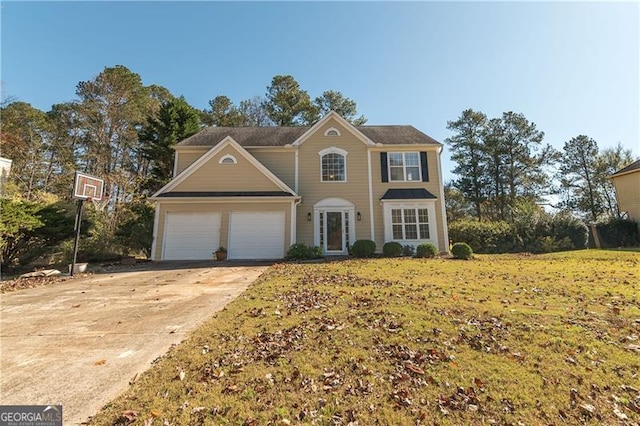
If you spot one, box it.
[2,1,638,182]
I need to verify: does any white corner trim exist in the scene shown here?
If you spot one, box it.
[367,149,375,241]
[324,127,341,137]
[291,199,300,246]
[436,149,450,252]
[150,203,160,260]
[151,136,298,198]
[218,154,238,164]
[294,148,299,193]
[291,111,375,146]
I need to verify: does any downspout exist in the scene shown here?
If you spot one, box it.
[291,197,302,246]
[367,149,375,241]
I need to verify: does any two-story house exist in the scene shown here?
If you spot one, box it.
[150,111,449,260]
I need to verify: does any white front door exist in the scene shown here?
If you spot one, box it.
[325,211,345,252]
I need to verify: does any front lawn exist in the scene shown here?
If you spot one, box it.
[91,250,640,425]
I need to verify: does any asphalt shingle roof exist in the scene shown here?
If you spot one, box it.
[177,125,441,147]
[611,159,640,177]
[380,188,437,200]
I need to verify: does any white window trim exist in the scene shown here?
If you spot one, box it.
[388,152,422,182]
[218,154,238,164]
[324,127,342,137]
[382,200,438,249]
[319,147,348,182]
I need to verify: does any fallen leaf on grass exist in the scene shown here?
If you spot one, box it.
[121,410,138,421]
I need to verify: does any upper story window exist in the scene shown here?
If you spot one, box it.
[389,152,421,181]
[319,147,347,182]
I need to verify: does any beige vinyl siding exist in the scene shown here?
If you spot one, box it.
[370,146,448,253]
[173,147,282,192]
[175,150,207,176]
[248,149,295,190]
[612,172,640,221]
[296,118,372,247]
[153,201,292,261]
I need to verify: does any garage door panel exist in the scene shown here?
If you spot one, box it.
[163,212,220,260]
[229,212,284,260]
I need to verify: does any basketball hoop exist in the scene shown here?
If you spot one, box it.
[70,171,105,276]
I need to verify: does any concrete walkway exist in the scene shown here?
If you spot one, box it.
[0,262,267,424]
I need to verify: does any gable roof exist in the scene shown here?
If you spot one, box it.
[176,120,441,148]
[611,159,640,178]
[151,136,297,199]
[290,111,375,146]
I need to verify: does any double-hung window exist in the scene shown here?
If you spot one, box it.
[391,207,430,240]
[389,152,421,181]
[319,147,347,182]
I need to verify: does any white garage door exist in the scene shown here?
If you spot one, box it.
[229,212,285,259]
[163,212,221,260]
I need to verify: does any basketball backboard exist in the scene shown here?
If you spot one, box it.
[73,172,104,201]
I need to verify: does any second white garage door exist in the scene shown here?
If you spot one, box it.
[229,212,285,259]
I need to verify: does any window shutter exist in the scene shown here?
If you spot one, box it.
[380,152,388,182]
[420,152,429,182]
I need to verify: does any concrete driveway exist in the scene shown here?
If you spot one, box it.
[0,262,268,424]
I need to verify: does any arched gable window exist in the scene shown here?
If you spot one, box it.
[324,127,341,137]
[219,154,237,164]
[319,147,347,182]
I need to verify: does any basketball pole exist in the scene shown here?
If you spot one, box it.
[70,198,85,277]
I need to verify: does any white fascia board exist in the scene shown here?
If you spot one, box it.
[368,144,442,151]
[150,196,301,203]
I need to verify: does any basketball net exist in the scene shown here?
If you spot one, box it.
[87,197,109,212]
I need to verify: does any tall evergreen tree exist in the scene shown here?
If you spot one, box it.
[445,109,490,220]
[558,135,601,221]
[138,96,202,194]
[312,90,367,125]
[263,75,314,126]
[74,65,151,205]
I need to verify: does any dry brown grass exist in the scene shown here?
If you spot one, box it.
[90,250,640,425]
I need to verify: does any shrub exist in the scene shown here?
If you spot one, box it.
[448,219,512,253]
[416,243,438,258]
[550,212,588,250]
[351,240,376,258]
[383,242,403,257]
[451,242,473,259]
[596,217,640,248]
[402,244,415,257]
[286,243,323,260]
